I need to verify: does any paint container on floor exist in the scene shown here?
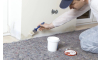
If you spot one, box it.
[47,36,60,52]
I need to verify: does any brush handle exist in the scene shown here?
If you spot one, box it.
[34,22,45,31]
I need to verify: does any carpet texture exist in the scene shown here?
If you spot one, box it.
[3,30,98,60]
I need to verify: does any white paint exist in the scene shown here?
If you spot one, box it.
[8,0,22,40]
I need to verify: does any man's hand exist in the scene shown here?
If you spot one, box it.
[38,23,54,31]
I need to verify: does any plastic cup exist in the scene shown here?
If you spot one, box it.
[47,36,60,52]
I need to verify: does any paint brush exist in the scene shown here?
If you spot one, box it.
[32,22,45,35]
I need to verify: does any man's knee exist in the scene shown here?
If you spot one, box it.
[79,26,98,53]
[80,40,98,53]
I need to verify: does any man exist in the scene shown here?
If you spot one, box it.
[38,0,98,53]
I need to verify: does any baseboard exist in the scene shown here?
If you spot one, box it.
[76,22,97,26]
[75,23,98,31]
[3,33,11,36]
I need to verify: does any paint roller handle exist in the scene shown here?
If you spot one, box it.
[37,22,45,29]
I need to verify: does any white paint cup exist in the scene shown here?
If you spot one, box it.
[47,36,60,52]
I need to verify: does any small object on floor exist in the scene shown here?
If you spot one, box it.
[32,22,45,35]
[64,50,77,56]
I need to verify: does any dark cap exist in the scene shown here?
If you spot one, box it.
[60,0,73,9]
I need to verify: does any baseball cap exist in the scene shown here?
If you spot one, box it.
[60,0,73,9]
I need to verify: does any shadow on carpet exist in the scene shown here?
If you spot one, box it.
[3,30,98,60]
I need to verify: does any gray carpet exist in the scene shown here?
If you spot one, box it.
[3,30,98,60]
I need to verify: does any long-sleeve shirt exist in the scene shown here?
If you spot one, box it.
[52,0,98,27]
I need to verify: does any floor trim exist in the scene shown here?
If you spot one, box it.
[3,33,11,36]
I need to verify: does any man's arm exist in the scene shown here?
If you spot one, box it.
[52,4,90,27]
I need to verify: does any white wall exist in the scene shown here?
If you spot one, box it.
[7,0,76,40]
[21,0,76,40]
[8,0,22,40]
[3,0,8,33]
